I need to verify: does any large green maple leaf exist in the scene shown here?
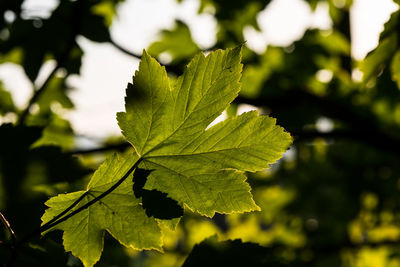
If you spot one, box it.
[117,46,292,216]
[42,46,292,267]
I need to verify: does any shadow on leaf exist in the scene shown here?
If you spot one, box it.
[133,168,183,219]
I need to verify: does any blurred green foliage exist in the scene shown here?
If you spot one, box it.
[1,0,400,266]
[148,20,200,64]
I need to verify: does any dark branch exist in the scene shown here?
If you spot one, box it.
[109,38,185,75]
[292,129,400,154]
[109,38,142,60]
[67,142,130,155]
[292,129,357,140]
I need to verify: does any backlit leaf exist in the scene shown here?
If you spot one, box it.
[42,47,292,267]
[118,47,292,216]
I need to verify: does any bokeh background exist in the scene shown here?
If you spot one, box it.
[0,0,396,140]
[1,0,400,266]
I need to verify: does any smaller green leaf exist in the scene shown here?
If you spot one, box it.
[42,152,163,267]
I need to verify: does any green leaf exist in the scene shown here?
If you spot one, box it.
[42,152,162,267]
[360,34,397,83]
[118,47,292,216]
[31,116,74,150]
[148,20,200,64]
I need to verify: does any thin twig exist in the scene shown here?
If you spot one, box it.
[109,38,184,74]
[109,38,142,60]
[18,63,61,125]
[67,142,130,155]
[0,212,16,246]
